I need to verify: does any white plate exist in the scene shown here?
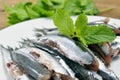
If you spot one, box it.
[0,16,120,80]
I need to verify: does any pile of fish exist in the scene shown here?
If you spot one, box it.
[0,18,120,80]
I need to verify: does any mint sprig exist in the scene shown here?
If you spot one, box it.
[53,10,116,46]
[53,10,74,36]
[75,13,88,35]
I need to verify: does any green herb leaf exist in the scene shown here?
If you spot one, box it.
[81,25,116,44]
[75,13,116,45]
[82,1,99,15]
[53,10,116,46]
[53,10,74,36]
[63,0,81,15]
[80,0,92,6]
[32,2,54,17]
[4,3,30,25]
[24,2,40,19]
[63,0,99,15]
[4,0,99,25]
[75,13,88,35]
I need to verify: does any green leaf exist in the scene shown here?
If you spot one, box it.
[80,25,116,44]
[24,2,40,19]
[32,4,54,17]
[53,10,116,46]
[51,0,65,9]
[7,13,22,25]
[77,35,87,46]
[63,0,81,15]
[63,0,98,15]
[4,0,99,25]
[82,2,99,15]
[80,0,92,6]
[15,9,29,20]
[75,13,88,35]
[4,3,30,25]
[53,10,75,36]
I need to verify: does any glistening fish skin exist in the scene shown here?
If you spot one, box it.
[34,35,99,71]
[32,42,101,80]
[0,45,30,80]
[1,45,77,80]
[11,48,52,80]
[96,56,119,80]
[15,47,70,76]
[97,69,118,80]
[19,40,79,79]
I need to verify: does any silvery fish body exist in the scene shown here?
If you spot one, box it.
[34,35,99,71]
[1,45,77,80]
[95,55,119,80]
[89,42,120,66]
[10,48,52,80]
[12,47,78,80]
[0,45,31,80]
[32,41,103,80]
[15,47,70,76]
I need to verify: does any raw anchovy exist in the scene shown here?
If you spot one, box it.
[97,69,118,80]
[11,48,52,80]
[89,42,120,66]
[12,44,77,79]
[19,40,80,79]
[1,45,75,80]
[32,41,119,80]
[0,45,30,80]
[75,42,119,80]
[32,42,102,80]
[33,35,99,71]
[15,47,70,76]
[95,54,119,80]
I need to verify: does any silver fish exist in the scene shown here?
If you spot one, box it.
[95,54,119,80]
[32,41,102,80]
[89,41,120,66]
[1,45,75,80]
[16,47,70,76]
[33,35,99,71]
[11,48,52,80]
[0,45,30,80]
[17,42,78,79]
[14,47,78,80]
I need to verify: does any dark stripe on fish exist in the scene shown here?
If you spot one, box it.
[11,50,51,80]
[97,69,117,80]
[32,42,96,80]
